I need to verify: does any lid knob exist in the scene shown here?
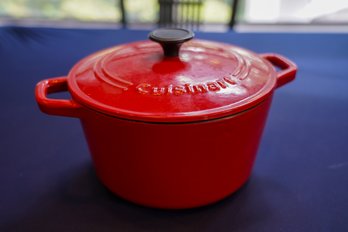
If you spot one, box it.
[149,28,194,57]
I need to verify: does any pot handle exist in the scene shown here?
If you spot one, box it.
[261,53,297,88]
[35,76,83,118]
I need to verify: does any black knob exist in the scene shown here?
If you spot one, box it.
[149,28,194,57]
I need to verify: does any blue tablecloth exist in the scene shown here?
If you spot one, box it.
[1,26,348,232]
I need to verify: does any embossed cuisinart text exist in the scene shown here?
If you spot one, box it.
[136,75,242,96]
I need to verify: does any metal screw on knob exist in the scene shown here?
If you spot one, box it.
[149,28,194,57]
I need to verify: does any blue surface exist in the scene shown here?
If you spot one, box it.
[1,26,348,232]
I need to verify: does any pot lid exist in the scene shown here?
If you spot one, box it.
[68,28,277,123]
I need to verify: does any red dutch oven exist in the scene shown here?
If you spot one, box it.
[35,29,297,209]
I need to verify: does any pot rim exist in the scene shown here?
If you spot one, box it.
[74,91,274,125]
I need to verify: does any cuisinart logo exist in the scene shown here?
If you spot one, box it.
[136,75,246,96]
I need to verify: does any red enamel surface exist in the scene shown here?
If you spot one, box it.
[80,97,273,209]
[67,40,277,122]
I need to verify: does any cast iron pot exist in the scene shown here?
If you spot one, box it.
[35,29,297,209]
